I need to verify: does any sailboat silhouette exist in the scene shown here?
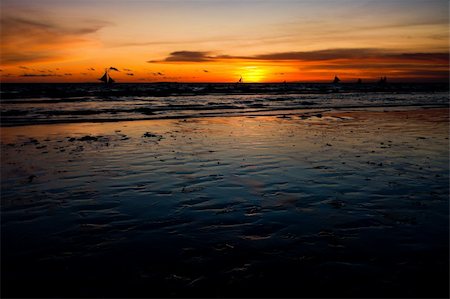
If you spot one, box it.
[378,76,387,84]
[333,75,341,84]
[99,68,115,84]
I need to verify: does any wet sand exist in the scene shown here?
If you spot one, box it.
[1,107,449,297]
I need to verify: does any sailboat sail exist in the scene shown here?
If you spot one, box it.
[99,71,108,83]
[333,75,341,83]
[99,68,115,84]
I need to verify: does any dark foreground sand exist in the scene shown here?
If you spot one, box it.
[1,108,449,297]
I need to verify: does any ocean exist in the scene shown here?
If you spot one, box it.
[1,82,448,126]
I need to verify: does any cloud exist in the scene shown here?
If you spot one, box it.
[203,69,209,72]
[386,53,449,62]
[302,62,449,71]
[109,67,120,71]
[123,68,132,71]
[64,73,72,76]
[399,70,450,77]
[151,72,164,76]
[88,68,96,71]
[244,48,383,61]
[0,7,111,65]
[150,48,449,64]
[20,73,58,77]
[126,73,134,76]
[148,51,213,63]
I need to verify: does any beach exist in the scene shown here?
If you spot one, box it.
[1,106,448,297]
[2,0,449,296]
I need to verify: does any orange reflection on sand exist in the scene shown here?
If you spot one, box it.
[1,109,448,148]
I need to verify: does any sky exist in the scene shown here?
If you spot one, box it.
[0,0,448,83]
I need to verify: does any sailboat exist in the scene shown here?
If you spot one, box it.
[378,76,387,84]
[333,75,341,84]
[99,68,115,84]
[237,76,243,83]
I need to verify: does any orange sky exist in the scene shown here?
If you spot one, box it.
[0,0,448,83]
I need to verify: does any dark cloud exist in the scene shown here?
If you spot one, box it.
[394,69,450,77]
[88,68,96,71]
[386,53,449,62]
[0,8,111,65]
[151,72,164,76]
[64,73,72,76]
[109,67,120,72]
[150,49,379,63]
[20,73,58,77]
[203,69,209,73]
[244,48,383,61]
[123,68,132,71]
[150,48,449,64]
[148,51,213,63]
[302,62,449,71]
[126,73,134,76]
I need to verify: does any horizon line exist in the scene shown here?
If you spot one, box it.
[1,80,449,84]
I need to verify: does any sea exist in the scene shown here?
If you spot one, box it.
[1,82,448,126]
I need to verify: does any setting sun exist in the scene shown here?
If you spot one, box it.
[239,66,267,83]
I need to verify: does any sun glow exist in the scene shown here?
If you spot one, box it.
[0,0,448,83]
[239,66,267,83]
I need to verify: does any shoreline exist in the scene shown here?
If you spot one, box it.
[1,103,447,127]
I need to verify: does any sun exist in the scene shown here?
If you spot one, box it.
[239,66,267,83]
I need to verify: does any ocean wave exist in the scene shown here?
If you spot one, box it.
[1,83,448,126]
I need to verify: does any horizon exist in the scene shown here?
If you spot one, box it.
[1,79,450,84]
[1,0,449,83]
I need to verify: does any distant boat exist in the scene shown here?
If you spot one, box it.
[357,78,362,84]
[333,75,341,84]
[237,76,243,83]
[378,76,387,84]
[99,68,115,84]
